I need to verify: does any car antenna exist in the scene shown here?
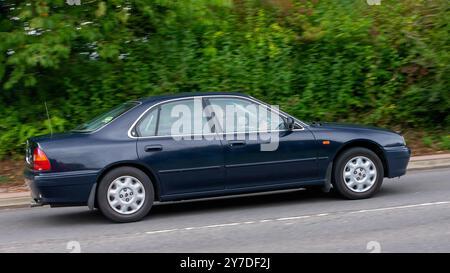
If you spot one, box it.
[44,100,53,137]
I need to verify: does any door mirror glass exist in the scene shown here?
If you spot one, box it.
[285,117,295,131]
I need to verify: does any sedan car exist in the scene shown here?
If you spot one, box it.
[24,92,411,222]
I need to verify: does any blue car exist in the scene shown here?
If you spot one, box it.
[24,92,410,222]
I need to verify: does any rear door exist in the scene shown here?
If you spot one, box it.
[135,98,225,196]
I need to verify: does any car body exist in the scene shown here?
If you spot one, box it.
[24,92,411,222]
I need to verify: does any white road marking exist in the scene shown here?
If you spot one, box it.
[145,229,179,234]
[316,213,329,217]
[203,222,241,228]
[145,200,450,236]
[276,215,310,221]
[349,201,450,214]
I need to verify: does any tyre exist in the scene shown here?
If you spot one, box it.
[97,166,154,222]
[333,147,384,199]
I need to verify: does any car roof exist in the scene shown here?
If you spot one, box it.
[137,92,250,105]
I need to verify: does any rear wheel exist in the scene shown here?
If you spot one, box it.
[333,147,384,199]
[97,167,154,222]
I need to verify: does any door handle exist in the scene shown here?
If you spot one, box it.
[228,140,246,147]
[144,144,163,152]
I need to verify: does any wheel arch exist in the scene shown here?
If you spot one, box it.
[331,139,389,178]
[92,161,161,208]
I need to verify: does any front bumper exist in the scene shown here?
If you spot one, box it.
[24,169,98,207]
[384,145,411,178]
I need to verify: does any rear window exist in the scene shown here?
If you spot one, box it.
[72,102,139,132]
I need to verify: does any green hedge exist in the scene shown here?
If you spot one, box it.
[0,0,449,158]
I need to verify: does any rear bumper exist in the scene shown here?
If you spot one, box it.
[384,145,411,178]
[24,169,98,207]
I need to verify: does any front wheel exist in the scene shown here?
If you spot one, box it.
[97,167,154,223]
[333,147,384,199]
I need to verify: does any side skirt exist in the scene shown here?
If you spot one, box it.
[159,179,325,202]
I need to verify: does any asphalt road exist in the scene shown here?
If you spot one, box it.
[0,168,449,253]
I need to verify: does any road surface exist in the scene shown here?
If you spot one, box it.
[0,168,449,252]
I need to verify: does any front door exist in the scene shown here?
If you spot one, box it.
[205,97,318,189]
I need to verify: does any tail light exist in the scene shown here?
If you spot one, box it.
[33,147,51,171]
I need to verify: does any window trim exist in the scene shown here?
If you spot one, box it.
[128,95,307,139]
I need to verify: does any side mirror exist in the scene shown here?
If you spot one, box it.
[285,117,295,131]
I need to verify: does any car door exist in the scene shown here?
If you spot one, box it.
[135,97,225,197]
[205,97,319,189]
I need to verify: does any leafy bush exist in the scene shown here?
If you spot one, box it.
[0,0,449,158]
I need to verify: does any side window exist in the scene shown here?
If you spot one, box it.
[157,99,210,136]
[137,109,157,137]
[207,98,286,133]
